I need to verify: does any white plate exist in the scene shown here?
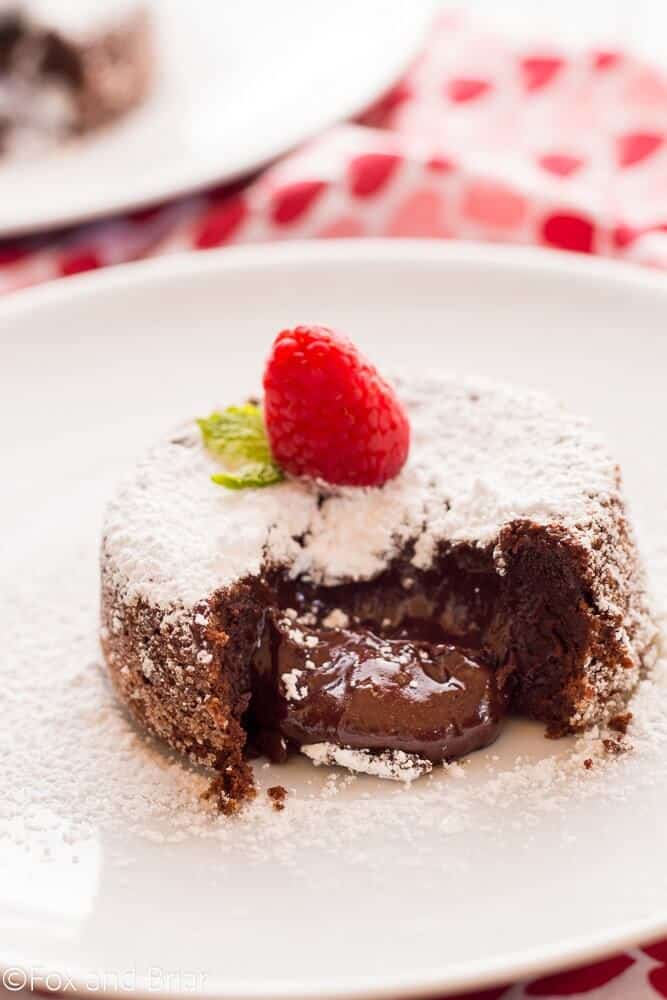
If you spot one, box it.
[0,0,434,237]
[1,242,667,999]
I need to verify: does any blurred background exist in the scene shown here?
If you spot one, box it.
[3,0,667,285]
[464,0,667,57]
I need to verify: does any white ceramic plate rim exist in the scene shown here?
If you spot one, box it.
[1,240,667,999]
[0,918,665,1000]
[0,3,435,237]
[4,239,667,318]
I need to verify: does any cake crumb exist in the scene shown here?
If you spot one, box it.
[267,785,287,811]
[202,756,256,816]
[602,737,629,756]
[583,757,593,770]
[609,711,633,735]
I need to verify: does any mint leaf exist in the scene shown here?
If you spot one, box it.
[211,462,284,490]
[197,404,273,463]
[197,404,283,490]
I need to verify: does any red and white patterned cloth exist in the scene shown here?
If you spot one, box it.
[3,10,667,291]
[444,944,667,998]
[2,10,666,998]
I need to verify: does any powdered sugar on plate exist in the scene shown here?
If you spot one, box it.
[1,514,666,872]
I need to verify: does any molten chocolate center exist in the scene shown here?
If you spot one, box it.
[247,557,510,764]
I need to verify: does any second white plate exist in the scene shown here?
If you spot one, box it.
[0,0,433,236]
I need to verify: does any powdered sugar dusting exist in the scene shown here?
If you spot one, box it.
[282,668,307,702]
[302,743,433,782]
[103,374,622,609]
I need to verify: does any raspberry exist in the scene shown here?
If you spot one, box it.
[263,325,410,487]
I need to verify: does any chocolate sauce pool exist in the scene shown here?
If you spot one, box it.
[247,558,510,765]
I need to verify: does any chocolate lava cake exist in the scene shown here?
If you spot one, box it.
[100,374,658,812]
[0,1,152,158]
